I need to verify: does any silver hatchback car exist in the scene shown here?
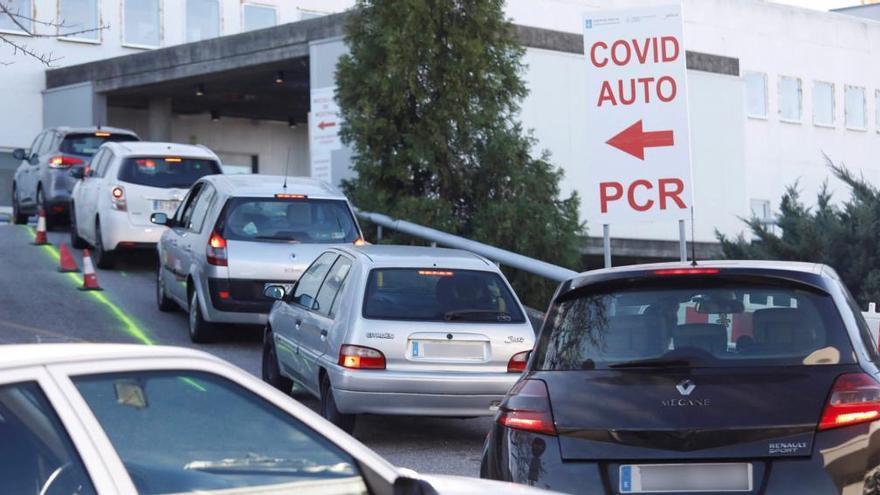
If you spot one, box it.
[261,245,536,433]
[151,175,364,343]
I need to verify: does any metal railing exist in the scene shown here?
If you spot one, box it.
[354,209,579,283]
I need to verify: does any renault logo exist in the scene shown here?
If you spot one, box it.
[676,379,696,396]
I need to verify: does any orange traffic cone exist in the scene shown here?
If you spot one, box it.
[58,243,79,273]
[78,249,102,291]
[32,208,49,245]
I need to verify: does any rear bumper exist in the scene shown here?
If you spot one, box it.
[207,278,276,314]
[327,366,520,416]
[101,210,165,250]
[481,422,880,494]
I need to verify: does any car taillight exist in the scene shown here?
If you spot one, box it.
[206,232,228,266]
[818,373,880,431]
[507,350,530,373]
[110,186,126,211]
[653,268,720,276]
[338,344,386,370]
[48,155,84,168]
[496,379,557,436]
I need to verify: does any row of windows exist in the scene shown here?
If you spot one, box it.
[0,0,326,48]
[745,72,877,131]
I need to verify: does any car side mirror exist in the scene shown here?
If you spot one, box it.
[150,212,169,226]
[12,148,25,161]
[69,167,85,180]
[263,285,287,301]
[393,477,438,495]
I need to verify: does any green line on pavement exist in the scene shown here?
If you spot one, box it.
[32,234,155,346]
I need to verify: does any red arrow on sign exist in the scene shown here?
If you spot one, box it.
[606,120,675,160]
[317,121,336,130]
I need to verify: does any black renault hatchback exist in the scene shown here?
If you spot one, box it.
[481,261,880,494]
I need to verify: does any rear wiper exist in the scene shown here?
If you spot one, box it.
[444,310,510,321]
[608,357,693,369]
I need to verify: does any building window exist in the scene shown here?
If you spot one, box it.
[0,0,33,33]
[845,85,866,130]
[298,8,328,21]
[124,0,160,47]
[186,0,219,42]
[242,4,276,31]
[875,90,880,133]
[778,76,802,122]
[812,81,834,127]
[58,0,99,41]
[744,72,767,119]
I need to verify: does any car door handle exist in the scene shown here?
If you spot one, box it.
[183,245,192,252]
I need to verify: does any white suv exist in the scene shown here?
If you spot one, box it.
[70,142,222,268]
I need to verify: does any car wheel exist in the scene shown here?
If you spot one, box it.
[156,264,176,312]
[11,184,28,224]
[262,328,293,393]
[188,290,215,343]
[69,204,88,249]
[93,219,115,269]
[320,375,355,434]
[36,187,56,230]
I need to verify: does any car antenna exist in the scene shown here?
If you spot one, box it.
[282,147,292,190]
[690,206,698,267]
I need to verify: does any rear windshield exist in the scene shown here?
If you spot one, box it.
[60,133,139,156]
[220,198,360,244]
[533,280,855,370]
[363,268,526,323]
[118,157,221,188]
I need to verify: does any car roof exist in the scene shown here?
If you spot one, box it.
[51,126,138,136]
[204,174,348,200]
[0,344,219,371]
[105,141,219,159]
[337,245,496,270]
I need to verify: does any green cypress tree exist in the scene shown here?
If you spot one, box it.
[718,158,880,305]
[336,0,584,306]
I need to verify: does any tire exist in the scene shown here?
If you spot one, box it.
[93,219,115,269]
[320,375,355,433]
[156,264,176,312]
[188,290,216,343]
[69,204,88,249]
[11,184,28,225]
[262,328,293,393]
[36,187,56,230]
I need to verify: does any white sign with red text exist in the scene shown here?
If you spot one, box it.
[583,4,693,223]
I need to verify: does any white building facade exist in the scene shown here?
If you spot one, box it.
[2,0,879,258]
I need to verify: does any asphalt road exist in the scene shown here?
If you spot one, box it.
[0,222,491,477]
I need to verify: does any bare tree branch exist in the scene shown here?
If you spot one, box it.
[0,0,109,66]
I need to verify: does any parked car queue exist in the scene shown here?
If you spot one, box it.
[12,128,880,495]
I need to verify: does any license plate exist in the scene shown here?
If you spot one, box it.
[411,340,485,360]
[620,463,752,493]
[153,199,180,214]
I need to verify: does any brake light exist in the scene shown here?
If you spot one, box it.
[507,351,530,373]
[275,193,307,199]
[653,268,720,276]
[94,131,111,137]
[110,186,126,211]
[496,379,556,436]
[353,236,368,246]
[49,155,84,168]
[819,373,880,431]
[206,231,228,266]
[338,345,386,370]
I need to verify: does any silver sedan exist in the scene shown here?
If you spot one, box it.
[262,245,536,433]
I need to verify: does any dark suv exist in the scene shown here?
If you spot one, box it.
[481,261,880,494]
[11,126,140,227]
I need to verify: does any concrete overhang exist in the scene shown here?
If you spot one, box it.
[46,12,739,124]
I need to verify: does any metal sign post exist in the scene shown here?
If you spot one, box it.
[678,219,687,262]
[603,224,612,268]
